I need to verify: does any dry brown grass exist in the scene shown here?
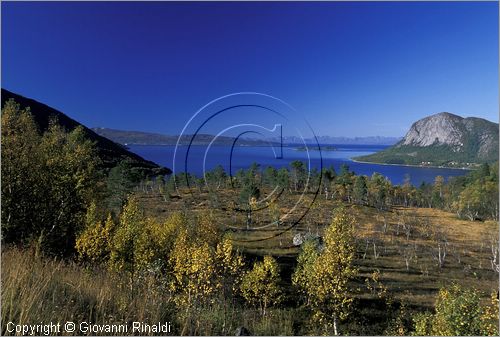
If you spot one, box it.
[1,248,302,335]
[1,248,175,335]
[2,188,496,335]
[137,188,499,310]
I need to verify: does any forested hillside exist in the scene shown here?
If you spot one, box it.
[1,97,498,336]
[1,89,169,174]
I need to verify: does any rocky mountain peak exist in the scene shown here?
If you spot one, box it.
[399,112,465,147]
[355,111,498,167]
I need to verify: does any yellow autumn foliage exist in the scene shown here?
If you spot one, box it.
[168,224,245,307]
[76,212,114,264]
[106,197,186,273]
[134,213,183,271]
[480,291,499,336]
[215,234,245,295]
[296,207,358,335]
[108,196,144,273]
[292,239,319,304]
[168,228,220,307]
[195,210,221,246]
[240,255,282,315]
[412,283,498,336]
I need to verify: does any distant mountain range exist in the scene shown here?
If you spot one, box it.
[91,128,280,146]
[280,135,401,145]
[1,89,170,175]
[355,112,499,168]
[92,127,401,146]
[8,89,493,171]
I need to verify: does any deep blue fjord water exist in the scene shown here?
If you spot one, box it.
[129,144,469,186]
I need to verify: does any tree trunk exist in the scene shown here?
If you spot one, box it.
[246,210,251,230]
[333,316,339,336]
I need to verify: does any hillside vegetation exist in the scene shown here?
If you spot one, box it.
[1,98,498,335]
[356,112,499,167]
[1,89,169,174]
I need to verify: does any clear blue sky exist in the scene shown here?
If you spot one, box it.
[2,1,498,137]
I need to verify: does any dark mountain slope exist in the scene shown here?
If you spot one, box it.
[1,89,170,175]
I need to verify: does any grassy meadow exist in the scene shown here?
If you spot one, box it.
[137,187,498,308]
[3,183,497,336]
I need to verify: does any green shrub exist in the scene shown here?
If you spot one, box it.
[413,284,498,336]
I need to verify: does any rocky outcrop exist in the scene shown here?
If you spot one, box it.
[355,112,498,166]
[399,112,465,147]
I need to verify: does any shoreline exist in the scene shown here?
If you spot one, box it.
[124,143,280,147]
[350,158,474,171]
